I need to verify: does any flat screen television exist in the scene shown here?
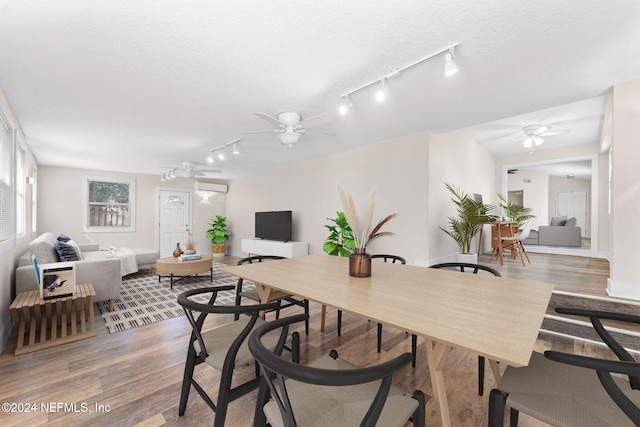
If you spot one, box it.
[255,210,292,242]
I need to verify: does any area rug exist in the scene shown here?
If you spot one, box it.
[97,262,254,333]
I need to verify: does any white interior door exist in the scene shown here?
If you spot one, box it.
[557,190,588,237]
[159,190,192,257]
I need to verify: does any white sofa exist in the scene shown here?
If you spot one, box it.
[15,232,159,309]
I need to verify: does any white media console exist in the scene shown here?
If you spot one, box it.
[241,238,309,258]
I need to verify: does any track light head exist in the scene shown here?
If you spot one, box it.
[338,95,353,115]
[444,49,458,77]
[375,79,387,102]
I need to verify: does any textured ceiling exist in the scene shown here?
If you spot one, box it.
[1,1,639,179]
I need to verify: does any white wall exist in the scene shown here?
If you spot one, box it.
[608,78,640,299]
[428,129,497,260]
[507,170,549,230]
[227,132,432,265]
[37,166,227,254]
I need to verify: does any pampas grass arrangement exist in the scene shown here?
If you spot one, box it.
[336,181,397,250]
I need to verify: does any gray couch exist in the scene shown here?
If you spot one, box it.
[15,232,159,309]
[523,216,582,247]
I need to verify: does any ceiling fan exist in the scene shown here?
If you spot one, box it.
[241,112,333,146]
[519,124,570,149]
[161,161,221,179]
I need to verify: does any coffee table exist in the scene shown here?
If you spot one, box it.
[156,255,213,289]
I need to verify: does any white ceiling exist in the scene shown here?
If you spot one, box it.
[1,1,639,180]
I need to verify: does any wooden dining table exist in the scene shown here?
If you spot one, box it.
[222,254,554,427]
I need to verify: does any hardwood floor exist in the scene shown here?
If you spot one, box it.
[0,253,613,426]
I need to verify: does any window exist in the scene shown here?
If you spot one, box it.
[0,111,13,245]
[31,166,37,233]
[16,142,26,236]
[83,176,136,232]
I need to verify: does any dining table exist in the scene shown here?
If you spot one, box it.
[222,253,554,427]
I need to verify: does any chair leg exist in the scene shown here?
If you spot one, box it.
[304,300,310,335]
[478,356,485,396]
[213,354,237,427]
[337,310,342,336]
[411,334,417,368]
[510,408,519,427]
[411,390,426,427]
[253,377,270,427]
[179,344,198,416]
[488,388,508,427]
[520,242,531,264]
[377,322,382,353]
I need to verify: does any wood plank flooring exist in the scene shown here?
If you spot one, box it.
[0,253,615,426]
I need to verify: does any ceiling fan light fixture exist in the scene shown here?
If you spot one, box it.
[444,49,458,77]
[534,136,544,146]
[278,130,301,145]
[523,137,533,148]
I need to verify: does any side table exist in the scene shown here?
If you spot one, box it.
[9,283,97,356]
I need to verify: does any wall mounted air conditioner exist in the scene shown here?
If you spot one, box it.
[194,182,227,193]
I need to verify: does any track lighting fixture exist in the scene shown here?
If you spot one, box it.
[209,138,242,161]
[375,79,388,102]
[338,94,352,115]
[444,49,458,76]
[232,142,240,154]
[338,42,459,111]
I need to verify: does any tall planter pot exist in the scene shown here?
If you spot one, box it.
[212,244,225,258]
[455,252,478,264]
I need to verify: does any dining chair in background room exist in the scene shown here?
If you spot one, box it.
[177,286,293,426]
[429,262,501,396]
[489,307,640,426]
[249,314,426,427]
[234,255,310,335]
[495,220,533,267]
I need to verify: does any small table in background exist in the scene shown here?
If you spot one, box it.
[478,221,516,266]
[9,283,96,356]
[156,255,213,289]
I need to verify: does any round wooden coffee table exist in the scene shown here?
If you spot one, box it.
[156,255,213,289]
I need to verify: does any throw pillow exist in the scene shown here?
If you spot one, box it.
[67,239,84,259]
[28,232,59,264]
[54,241,81,262]
[57,234,72,242]
[550,216,567,226]
[564,217,577,226]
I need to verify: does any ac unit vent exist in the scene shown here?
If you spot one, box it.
[194,182,227,193]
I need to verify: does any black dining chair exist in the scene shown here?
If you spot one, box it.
[234,255,310,335]
[489,308,640,426]
[177,285,292,426]
[429,262,501,396]
[249,314,426,427]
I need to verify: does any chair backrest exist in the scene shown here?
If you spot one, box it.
[238,255,286,265]
[177,286,283,362]
[371,254,406,264]
[429,262,501,276]
[249,314,415,427]
[516,220,533,241]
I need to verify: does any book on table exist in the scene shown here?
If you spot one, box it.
[179,253,202,261]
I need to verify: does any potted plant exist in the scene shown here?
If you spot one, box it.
[497,193,535,229]
[439,183,494,263]
[323,211,356,257]
[336,183,397,277]
[206,215,233,258]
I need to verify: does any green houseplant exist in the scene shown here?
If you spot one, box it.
[439,183,494,259]
[322,211,356,257]
[497,193,535,228]
[206,215,233,258]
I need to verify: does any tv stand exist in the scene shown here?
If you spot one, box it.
[241,239,308,258]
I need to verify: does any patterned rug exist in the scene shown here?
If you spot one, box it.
[97,262,254,333]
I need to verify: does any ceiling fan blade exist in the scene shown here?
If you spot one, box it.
[240,129,282,134]
[305,128,335,136]
[540,130,570,136]
[299,113,330,126]
[198,169,222,173]
[255,112,286,128]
